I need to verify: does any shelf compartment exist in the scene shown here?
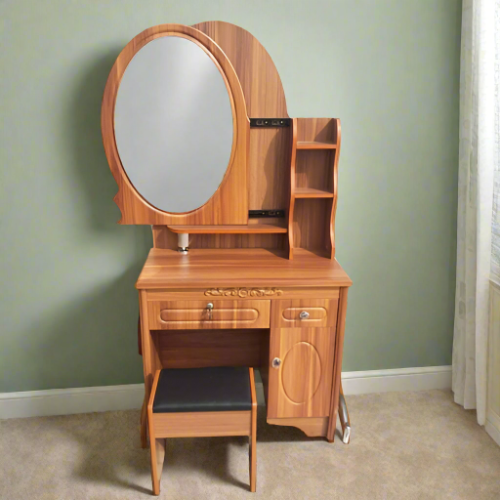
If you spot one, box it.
[295,150,334,192]
[294,188,334,199]
[168,223,287,234]
[292,198,333,252]
[297,141,336,150]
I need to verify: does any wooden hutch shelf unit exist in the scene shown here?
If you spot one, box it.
[101,21,352,489]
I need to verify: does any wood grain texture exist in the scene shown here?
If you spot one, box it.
[292,199,331,251]
[119,23,351,449]
[249,128,291,211]
[153,411,252,438]
[290,119,341,258]
[140,292,161,399]
[295,151,334,192]
[267,417,328,438]
[140,391,148,449]
[193,21,290,259]
[101,24,249,225]
[193,21,288,118]
[147,370,164,495]
[294,188,334,199]
[288,119,298,259]
[330,120,342,260]
[267,327,336,419]
[167,223,287,234]
[147,367,257,492]
[140,291,162,448]
[249,367,257,492]
[296,119,338,143]
[146,287,341,301]
[152,226,178,249]
[327,287,349,442]
[152,225,287,251]
[157,329,268,369]
[148,299,270,330]
[189,233,287,251]
[136,248,352,290]
[260,331,270,405]
[271,299,339,328]
[296,141,336,150]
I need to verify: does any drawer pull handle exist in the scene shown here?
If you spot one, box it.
[299,311,310,320]
[272,357,281,368]
[206,302,214,320]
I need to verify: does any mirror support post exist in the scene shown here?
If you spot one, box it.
[178,233,189,254]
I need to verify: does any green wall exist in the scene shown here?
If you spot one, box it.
[0,0,461,392]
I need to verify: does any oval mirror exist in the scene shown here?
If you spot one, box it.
[114,35,234,214]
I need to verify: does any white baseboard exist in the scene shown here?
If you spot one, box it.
[0,365,452,420]
[341,365,452,395]
[0,384,145,420]
[486,409,500,447]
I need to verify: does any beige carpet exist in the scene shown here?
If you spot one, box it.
[1,390,500,500]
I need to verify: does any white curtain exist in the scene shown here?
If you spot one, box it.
[453,0,500,425]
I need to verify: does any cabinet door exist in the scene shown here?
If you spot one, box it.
[267,327,336,418]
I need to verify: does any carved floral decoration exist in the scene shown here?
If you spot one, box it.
[204,287,283,298]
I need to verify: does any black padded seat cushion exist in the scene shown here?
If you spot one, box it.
[153,366,252,413]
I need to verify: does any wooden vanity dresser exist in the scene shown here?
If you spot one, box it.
[101,21,352,447]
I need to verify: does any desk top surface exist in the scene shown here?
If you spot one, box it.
[136,248,352,290]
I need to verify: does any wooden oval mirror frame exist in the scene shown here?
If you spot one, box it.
[101,24,249,225]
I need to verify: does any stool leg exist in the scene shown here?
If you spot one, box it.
[148,370,164,495]
[140,393,148,449]
[249,368,257,492]
[150,437,165,496]
[249,428,256,492]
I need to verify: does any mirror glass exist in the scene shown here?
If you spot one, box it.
[114,36,234,213]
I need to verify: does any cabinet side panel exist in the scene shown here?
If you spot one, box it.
[327,287,349,442]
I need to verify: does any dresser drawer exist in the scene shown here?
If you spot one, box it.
[271,299,338,328]
[148,300,270,330]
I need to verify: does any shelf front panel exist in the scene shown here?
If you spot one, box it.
[294,188,334,199]
[297,141,336,150]
[168,223,288,234]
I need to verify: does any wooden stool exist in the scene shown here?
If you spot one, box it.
[147,366,257,495]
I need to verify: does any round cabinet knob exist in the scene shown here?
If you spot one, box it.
[272,357,281,368]
[299,311,310,319]
[206,302,214,320]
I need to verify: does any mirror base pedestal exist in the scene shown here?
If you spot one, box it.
[178,233,189,254]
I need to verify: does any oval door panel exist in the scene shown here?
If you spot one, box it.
[281,342,322,404]
[114,35,234,213]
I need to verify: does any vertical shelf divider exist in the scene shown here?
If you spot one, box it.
[330,119,341,260]
[288,118,298,260]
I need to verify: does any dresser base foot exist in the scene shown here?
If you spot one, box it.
[267,417,328,438]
